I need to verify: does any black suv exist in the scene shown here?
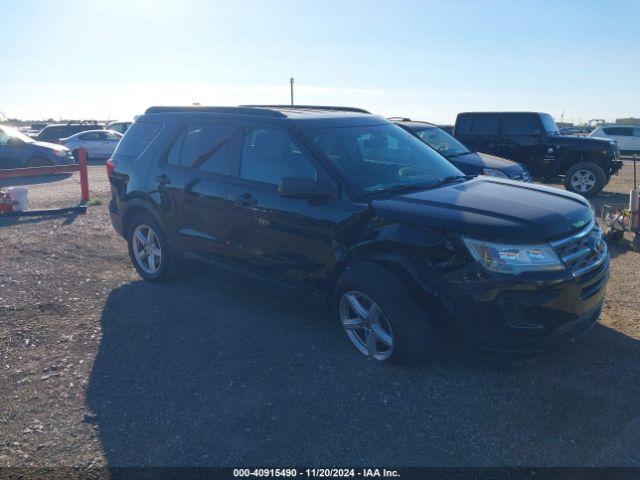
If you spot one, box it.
[454,112,623,197]
[108,105,609,364]
[34,121,105,143]
[393,119,532,182]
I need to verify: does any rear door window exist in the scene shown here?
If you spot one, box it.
[80,131,103,141]
[469,115,499,135]
[166,123,238,175]
[503,115,541,136]
[115,121,162,158]
[603,127,633,136]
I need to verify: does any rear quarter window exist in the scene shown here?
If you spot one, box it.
[455,115,473,135]
[114,121,163,158]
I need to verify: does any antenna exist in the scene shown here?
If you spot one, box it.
[290,77,295,106]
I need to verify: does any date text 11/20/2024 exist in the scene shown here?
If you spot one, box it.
[233,468,400,478]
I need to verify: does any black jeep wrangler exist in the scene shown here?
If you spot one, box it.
[454,112,623,197]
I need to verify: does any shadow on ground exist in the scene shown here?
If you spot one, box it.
[0,210,83,228]
[87,267,640,467]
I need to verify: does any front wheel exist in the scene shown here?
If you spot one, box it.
[564,162,606,198]
[126,212,176,282]
[334,262,434,365]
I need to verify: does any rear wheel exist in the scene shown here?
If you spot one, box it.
[334,262,434,365]
[126,212,177,282]
[606,229,624,243]
[564,162,606,198]
[26,157,52,167]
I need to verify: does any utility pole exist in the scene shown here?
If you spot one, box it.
[290,77,295,106]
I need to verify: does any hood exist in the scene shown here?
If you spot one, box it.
[33,140,69,152]
[449,152,521,171]
[548,135,614,147]
[371,177,592,241]
[590,135,618,143]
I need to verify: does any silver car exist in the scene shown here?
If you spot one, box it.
[60,129,122,160]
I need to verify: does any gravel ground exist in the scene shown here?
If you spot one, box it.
[0,163,639,468]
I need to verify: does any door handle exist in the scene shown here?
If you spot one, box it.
[155,174,171,185]
[233,193,257,207]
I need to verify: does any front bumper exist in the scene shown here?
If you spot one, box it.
[437,253,610,354]
[610,159,624,174]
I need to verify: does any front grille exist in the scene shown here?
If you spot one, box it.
[611,143,620,158]
[550,220,608,277]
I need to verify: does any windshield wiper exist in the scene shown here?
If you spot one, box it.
[365,182,435,196]
[444,151,472,158]
[366,175,474,196]
[431,174,475,187]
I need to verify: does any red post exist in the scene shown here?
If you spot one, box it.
[78,148,90,203]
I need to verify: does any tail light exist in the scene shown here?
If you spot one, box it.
[106,158,116,176]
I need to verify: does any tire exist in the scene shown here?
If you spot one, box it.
[564,162,606,198]
[334,261,434,365]
[633,235,640,253]
[126,211,177,282]
[606,229,624,243]
[26,157,53,167]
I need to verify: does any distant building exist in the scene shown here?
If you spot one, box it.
[615,117,640,126]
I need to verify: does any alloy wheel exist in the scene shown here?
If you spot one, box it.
[132,224,162,274]
[339,290,393,361]
[570,169,596,193]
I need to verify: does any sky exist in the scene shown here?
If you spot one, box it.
[1,0,639,124]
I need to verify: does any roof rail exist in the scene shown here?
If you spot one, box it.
[144,106,286,117]
[388,116,411,122]
[241,105,371,114]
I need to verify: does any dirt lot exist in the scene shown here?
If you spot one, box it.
[0,163,639,468]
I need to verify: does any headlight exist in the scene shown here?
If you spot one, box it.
[462,237,564,273]
[54,149,70,157]
[482,168,508,178]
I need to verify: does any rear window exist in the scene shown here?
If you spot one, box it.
[115,121,162,158]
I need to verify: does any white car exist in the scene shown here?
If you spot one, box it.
[105,121,132,134]
[590,125,640,154]
[60,129,123,160]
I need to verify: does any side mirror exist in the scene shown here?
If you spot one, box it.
[531,128,542,136]
[278,177,334,199]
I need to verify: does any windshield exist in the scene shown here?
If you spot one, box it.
[540,113,560,136]
[411,126,470,157]
[303,123,462,195]
[0,126,34,143]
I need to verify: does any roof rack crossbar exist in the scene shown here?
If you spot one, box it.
[241,104,371,114]
[144,106,286,117]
